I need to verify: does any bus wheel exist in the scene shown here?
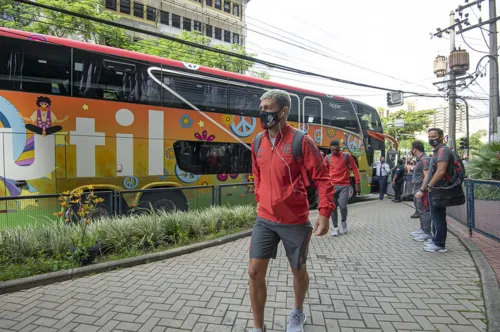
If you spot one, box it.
[348,180,357,203]
[90,205,110,220]
[140,191,188,213]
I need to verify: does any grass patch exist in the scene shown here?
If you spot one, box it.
[0,205,256,282]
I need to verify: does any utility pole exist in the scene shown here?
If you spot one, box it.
[449,10,457,150]
[489,0,499,142]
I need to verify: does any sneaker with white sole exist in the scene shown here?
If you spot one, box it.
[287,308,307,332]
[331,227,339,237]
[341,222,348,234]
[424,239,434,245]
[424,243,448,252]
[414,233,433,242]
[410,229,424,237]
[249,326,266,332]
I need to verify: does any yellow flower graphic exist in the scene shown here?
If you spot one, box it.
[165,148,175,159]
[327,128,336,138]
[197,175,212,194]
[222,114,233,126]
[289,122,298,128]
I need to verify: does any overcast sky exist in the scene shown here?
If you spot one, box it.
[245,0,494,133]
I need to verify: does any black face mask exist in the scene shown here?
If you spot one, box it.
[259,109,284,129]
[428,139,440,147]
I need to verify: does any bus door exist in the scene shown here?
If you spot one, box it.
[301,97,323,141]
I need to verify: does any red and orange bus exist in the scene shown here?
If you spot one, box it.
[0,27,386,224]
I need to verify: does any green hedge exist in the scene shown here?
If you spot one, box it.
[0,205,256,281]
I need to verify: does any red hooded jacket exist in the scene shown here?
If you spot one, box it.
[323,152,361,186]
[251,124,335,224]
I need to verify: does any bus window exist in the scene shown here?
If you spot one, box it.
[303,97,321,124]
[162,74,228,113]
[323,98,360,133]
[72,49,160,105]
[289,94,299,122]
[173,140,252,174]
[0,37,70,95]
[228,84,261,117]
[356,104,383,132]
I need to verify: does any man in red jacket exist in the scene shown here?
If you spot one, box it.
[249,89,334,332]
[323,140,360,236]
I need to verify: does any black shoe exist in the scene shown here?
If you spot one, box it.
[410,212,419,218]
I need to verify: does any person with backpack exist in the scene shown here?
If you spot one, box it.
[323,140,360,236]
[423,128,465,253]
[249,89,334,332]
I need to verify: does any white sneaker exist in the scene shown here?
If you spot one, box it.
[331,227,339,237]
[341,222,348,234]
[410,229,424,237]
[414,233,433,242]
[424,243,448,252]
[424,239,434,246]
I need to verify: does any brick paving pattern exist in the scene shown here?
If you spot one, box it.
[0,200,488,332]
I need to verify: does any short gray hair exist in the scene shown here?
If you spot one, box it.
[260,89,291,111]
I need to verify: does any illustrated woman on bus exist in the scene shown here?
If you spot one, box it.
[18,96,69,136]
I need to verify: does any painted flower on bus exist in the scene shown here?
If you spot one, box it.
[217,173,239,181]
[222,114,233,126]
[289,122,298,129]
[194,130,215,142]
[197,175,212,194]
[165,148,175,159]
[327,128,336,139]
[179,114,193,128]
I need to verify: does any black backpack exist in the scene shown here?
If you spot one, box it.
[430,146,466,207]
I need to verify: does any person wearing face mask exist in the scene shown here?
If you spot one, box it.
[249,89,334,332]
[409,141,432,242]
[373,156,391,200]
[323,140,360,237]
[422,128,452,253]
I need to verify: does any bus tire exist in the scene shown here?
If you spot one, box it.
[140,190,188,213]
[90,205,110,220]
[348,179,357,203]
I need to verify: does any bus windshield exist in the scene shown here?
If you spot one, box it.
[356,104,383,133]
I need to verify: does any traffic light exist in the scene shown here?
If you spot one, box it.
[459,137,469,150]
[386,91,404,108]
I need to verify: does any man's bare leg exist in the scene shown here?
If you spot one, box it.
[248,258,270,330]
[291,264,309,309]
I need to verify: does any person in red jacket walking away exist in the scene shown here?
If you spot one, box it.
[323,140,360,237]
[249,89,334,332]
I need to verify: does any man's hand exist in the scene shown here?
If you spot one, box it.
[415,191,423,199]
[355,183,361,193]
[313,215,329,236]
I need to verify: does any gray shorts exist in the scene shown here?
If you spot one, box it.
[249,217,313,270]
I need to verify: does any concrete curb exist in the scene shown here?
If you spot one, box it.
[402,201,500,332]
[447,224,500,332]
[0,229,252,296]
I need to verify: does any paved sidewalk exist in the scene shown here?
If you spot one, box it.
[0,200,488,332]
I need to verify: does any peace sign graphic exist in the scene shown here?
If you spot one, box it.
[122,176,139,189]
[314,129,323,143]
[175,164,200,183]
[230,116,257,138]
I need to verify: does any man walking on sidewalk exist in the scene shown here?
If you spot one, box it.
[323,140,360,236]
[249,89,334,332]
[409,141,432,242]
[374,156,390,200]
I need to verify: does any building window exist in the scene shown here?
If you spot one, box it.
[172,14,181,28]
[214,0,221,10]
[160,10,169,25]
[119,0,130,14]
[224,1,231,13]
[105,0,117,10]
[194,21,202,32]
[206,0,213,5]
[223,30,231,43]
[183,17,192,31]
[146,6,156,21]
[206,24,213,37]
[233,3,239,16]
[214,27,222,40]
[233,33,239,45]
[133,2,144,18]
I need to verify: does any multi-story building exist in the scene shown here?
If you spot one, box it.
[104,0,249,47]
[429,104,466,137]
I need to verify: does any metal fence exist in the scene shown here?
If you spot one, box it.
[447,179,500,242]
[0,183,255,229]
